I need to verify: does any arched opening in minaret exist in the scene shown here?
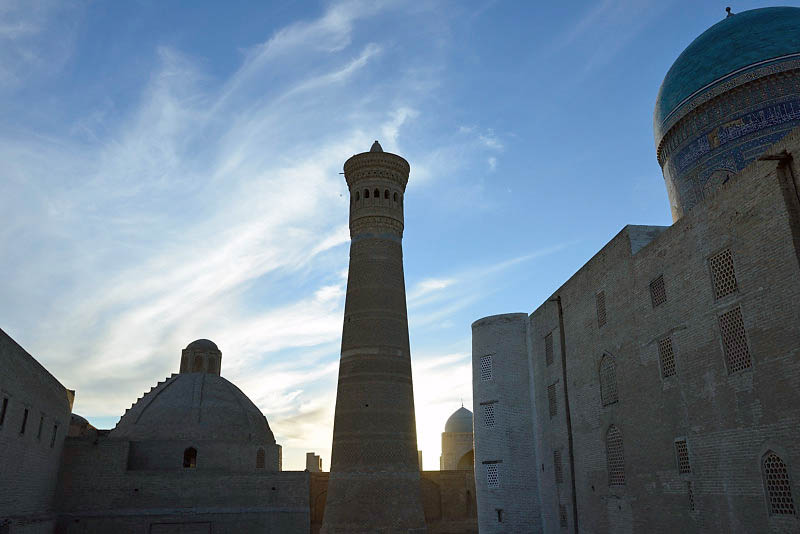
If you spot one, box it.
[393,192,398,202]
[355,191,360,201]
[193,355,203,372]
[364,189,369,198]
[183,447,197,468]
[256,448,266,469]
[384,189,389,199]
[374,188,379,198]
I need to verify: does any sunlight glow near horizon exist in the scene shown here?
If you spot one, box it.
[1,0,776,470]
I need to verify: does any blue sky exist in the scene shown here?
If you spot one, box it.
[0,0,788,470]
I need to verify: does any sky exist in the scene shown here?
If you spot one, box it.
[1,0,790,471]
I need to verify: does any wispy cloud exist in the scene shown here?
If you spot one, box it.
[1,0,579,473]
[0,0,427,471]
[0,0,78,88]
[546,0,674,75]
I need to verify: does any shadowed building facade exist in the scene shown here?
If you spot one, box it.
[321,142,426,533]
[472,7,800,533]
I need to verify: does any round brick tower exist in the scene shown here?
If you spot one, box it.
[321,141,426,534]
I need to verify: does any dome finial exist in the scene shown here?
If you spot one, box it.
[370,140,383,152]
[725,6,734,18]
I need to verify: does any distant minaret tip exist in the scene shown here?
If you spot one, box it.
[725,7,734,17]
[370,140,383,152]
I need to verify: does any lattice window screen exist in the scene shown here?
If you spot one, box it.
[483,404,495,428]
[548,384,557,418]
[596,291,607,327]
[658,336,676,378]
[480,355,493,381]
[606,425,625,486]
[719,306,751,374]
[545,332,554,366]
[486,464,499,488]
[600,355,618,406]
[675,440,691,473]
[709,248,738,299]
[650,274,667,307]
[763,452,795,515]
[687,481,695,511]
[559,504,568,528]
[554,449,563,483]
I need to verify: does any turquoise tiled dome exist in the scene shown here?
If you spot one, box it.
[654,7,800,143]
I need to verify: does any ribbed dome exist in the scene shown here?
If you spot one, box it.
[655,7,800,143]
[110,373,274,443]
[444,407,473,433]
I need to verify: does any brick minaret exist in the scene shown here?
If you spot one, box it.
[321,141,426,533]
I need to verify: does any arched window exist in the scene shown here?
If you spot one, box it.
[355,191,360,201]
[606,425,625,486]
[183,447,197,468]
[599,354,618,406]
[763,451,795,515]
[384,189,389,199]
[207,358,217,374]
[256,448,266,469]
[193,355,203,372]
[393,192,398,202]
[374,188,380,199]
[400,194,403,207]
[364,189,369,198]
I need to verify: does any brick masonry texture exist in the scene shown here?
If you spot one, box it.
[321,143,426,533]
[0,328,72,533]
[472,127,800,533]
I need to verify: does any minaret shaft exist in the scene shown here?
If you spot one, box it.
[321,143,426,533]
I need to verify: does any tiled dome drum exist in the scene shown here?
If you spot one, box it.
[655,7,800,221]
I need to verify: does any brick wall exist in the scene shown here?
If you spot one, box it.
[473,127,800,533]
[472,313,543,533]
[0,329,72,532]
[310,471,477,534]
[56,435,309,534]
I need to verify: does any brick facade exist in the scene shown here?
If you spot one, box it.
[472,128,800,533]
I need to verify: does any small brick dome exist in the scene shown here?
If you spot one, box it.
[185,338,218,351]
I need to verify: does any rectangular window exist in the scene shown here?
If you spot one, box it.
[675,439,691,473]
[37,414,44,440]
[596,291,607,327]
[545,332,554,366]
[480,355,493,381]
[658,336,676,378]
[487,464,499,488]
[483,403,495,427]
[719,306,751,373]
[554,449,563,483]
[50,423,58,448]
[650,274,667,307]
[559,504,568,528]
[709,248,737,299]
[0,397,7,426]
[548,383,557,418]
[20,408,28,435]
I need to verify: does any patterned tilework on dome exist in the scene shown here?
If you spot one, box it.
[655,7,800,140]
[654,7,800,221]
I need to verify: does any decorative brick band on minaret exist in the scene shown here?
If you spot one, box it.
[321,141,426,534]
